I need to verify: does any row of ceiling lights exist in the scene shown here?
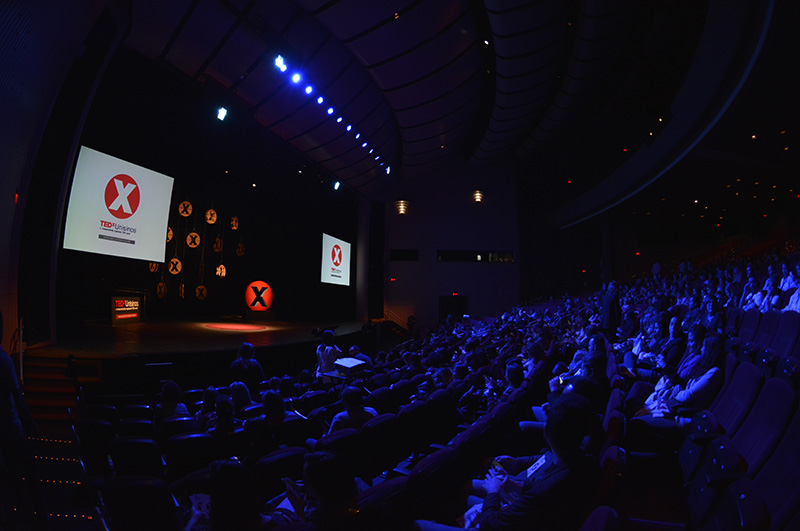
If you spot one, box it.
[272,55,390,182]
[394,190,485,215]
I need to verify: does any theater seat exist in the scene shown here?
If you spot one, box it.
[253,446,307,500]
[677,361,762,481]
[684,377,795,525]
[110,436,165,479]
[101,476,180,531]
[579,505,619,531]
[165,432,216,482]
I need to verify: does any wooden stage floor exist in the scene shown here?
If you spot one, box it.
[27,318,365,360]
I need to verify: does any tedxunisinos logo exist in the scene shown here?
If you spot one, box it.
[105,174,140,219]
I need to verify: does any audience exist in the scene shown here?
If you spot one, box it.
[78,245,800,530]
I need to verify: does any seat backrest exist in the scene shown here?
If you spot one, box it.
[725,307,745,337]
[579,506,619,531]
[709,361,763,437]
[254,446,308,499]
[366,386,396,414]
[752,407,800,529]
[101,476,178,531]
[737,309,762,343]
[768,310,800,358]
[708,353,739,411]
[730,377,796,476]
[110,436,164,478]
[751,310,781,349]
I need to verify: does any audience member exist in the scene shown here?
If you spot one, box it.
[315,330,342,381]
[327,386,377,434]
[230,342,265,394]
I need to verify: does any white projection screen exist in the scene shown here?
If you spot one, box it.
[63,146,174,262]
[320,233,351,286]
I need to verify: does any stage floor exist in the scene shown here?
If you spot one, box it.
[27,319,365,359]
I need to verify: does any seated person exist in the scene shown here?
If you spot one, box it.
[261,390,300,427]
[229,341,265,394]
[626,333,724,450]
[415,393,600,531]
[154,380,190,424]
[623,316,686,383]
[347,345,374,370]
[230,381,257,418]
[197,458,299,531]
[328,386,377,434]
[283,451,365,529]
[195,386,219,430]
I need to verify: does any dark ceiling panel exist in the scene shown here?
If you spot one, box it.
[164,0,235,76]
[303,0,419,42]
[204,26,265,87]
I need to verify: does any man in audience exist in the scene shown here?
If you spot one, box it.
[229,341,265,394]
[328,386,377,434]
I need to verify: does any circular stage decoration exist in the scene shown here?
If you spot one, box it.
[204,323,267,331]
[169,258,182,275]
[148,262,159,273]
[166,227,173,242]
[179,201,193,217]
[213,237,223,253]
[245,280,273,311]
[231,216,239,230]
[236,243,245,257]
[205,208,217,224]
[216,264,227,278]
[195,285,207,300]
[186,232,200,248]
[156,282,167,298]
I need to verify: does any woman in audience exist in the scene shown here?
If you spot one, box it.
[196,386,220,430]
[230,381,257,417]
[627,332,724,448]
[261,390,299,426]
[315,330,341,381]
[154,380,190,423]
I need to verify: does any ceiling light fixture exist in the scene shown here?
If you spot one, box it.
[473,190,484,202]
[394,200,409,215]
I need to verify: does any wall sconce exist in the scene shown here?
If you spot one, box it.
[472,190,484,202]
[394,200,409,215]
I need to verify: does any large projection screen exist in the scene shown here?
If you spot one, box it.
[63,146,174,262]
[320,233,351,286]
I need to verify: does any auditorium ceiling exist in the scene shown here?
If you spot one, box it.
[117,0,785,222]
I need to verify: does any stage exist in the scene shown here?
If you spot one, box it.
[27,318,366,360]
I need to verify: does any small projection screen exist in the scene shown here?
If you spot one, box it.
[63,146,174,262]
[320,233,351,286]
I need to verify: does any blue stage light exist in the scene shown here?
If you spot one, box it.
[361,142,367,148]
[334,181,340,190]
[386,166,391,175]
[275,55,287,72]
[317,96,324,104]
[369,148,374,154]
[355,133,360,139]
[305,86,313,94]
[291,73,301,83]
[346,125,352,131]
[217,107,227,121]
[336,117,343,123]
[327,107,334,115]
